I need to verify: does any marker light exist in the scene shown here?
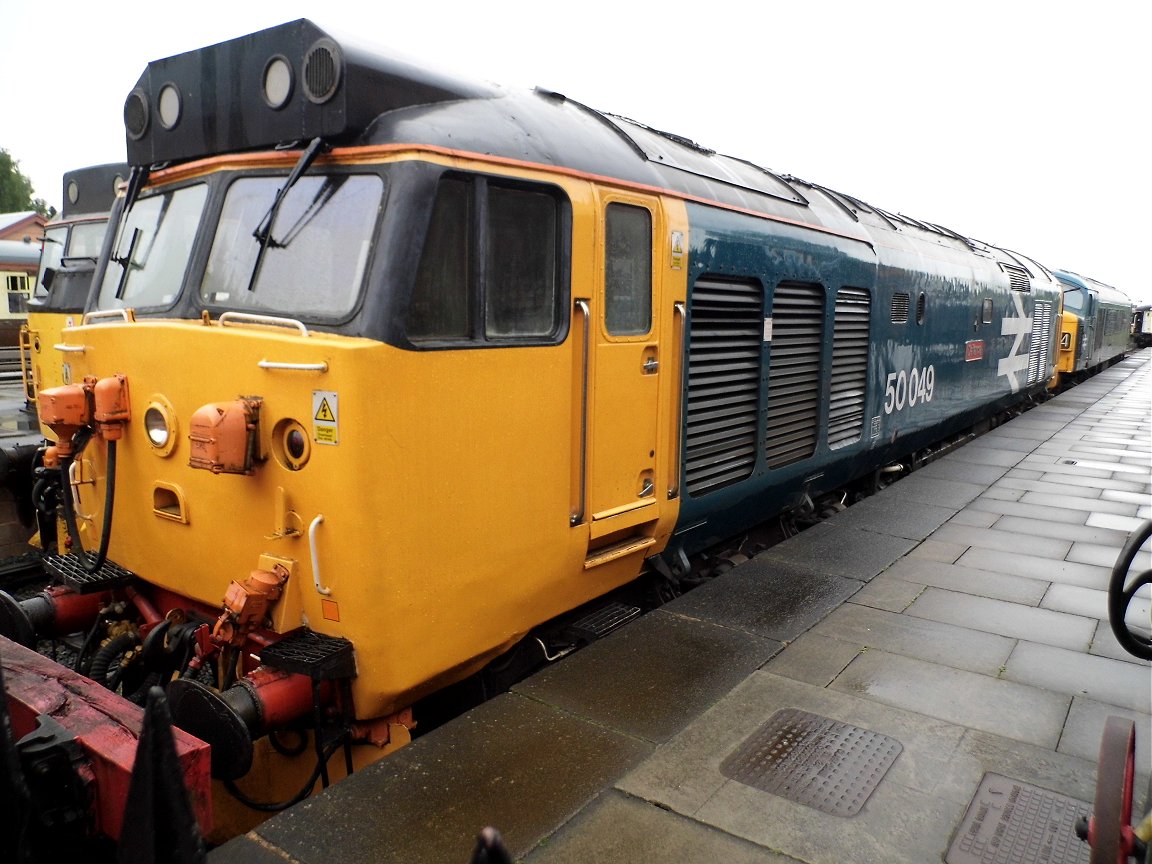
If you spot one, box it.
[157,84,182,130]
[262,56,293,109]
[124,88,150,140]
[272,419,310,471]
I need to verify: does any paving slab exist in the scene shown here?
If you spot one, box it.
[928,523,1073,559]
[513,608,781,743]
[809,602,1015,675]
[979,485,1026,501]
[1090,619,1152,666]
[1019,490,1142,516]
[828,649,1070,749]
[1101,489,1152,506]
[871,473,987,509]
[524,790,802,864]
[1068,540,1152,569]
[844,573,926,612]
[665,555,863,642]
[905,587,1096,650]
[998,476,1105,498]
[992,514,1134,547]
[967,497,1091,524]
[1058,697,1152,770]
[914,458,1010,485]
[955,547,1111,589]
[948,508,1001,528]
[945,443,1031,467]
[822,494,957,541]
[753,522,918,582]
[907,538,968,563]
[874,557,1051,605]
[762,631,866,687]
[1003,640,1152,714]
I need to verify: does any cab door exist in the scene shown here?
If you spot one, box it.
[581,194,664,566]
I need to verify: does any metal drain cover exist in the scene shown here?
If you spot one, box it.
[946,773,1089,864]
[718,708,902,816]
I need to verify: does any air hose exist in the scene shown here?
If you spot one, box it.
[59,429,117,575]
[223,737,346,812]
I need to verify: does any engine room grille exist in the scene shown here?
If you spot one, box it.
[891,292,909,323]
[1003,263,1031,292]
[1027,300,1053,385]
[683,278,764,496]
[765,282,824,468]
[828,288,870,448]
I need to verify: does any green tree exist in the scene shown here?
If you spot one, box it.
[0,148,56,218]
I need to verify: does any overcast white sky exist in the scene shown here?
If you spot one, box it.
[2,1,1148,303]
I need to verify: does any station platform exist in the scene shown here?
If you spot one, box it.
[205,350,1146,863]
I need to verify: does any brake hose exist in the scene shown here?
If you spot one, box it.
[223,736,346,812]
[59,430,117,575]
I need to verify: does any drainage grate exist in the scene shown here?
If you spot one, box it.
[718,708,902,816]
[946,773,1089,864]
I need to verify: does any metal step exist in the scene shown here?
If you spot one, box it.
[42,554,135,593]
[563,602,641,644]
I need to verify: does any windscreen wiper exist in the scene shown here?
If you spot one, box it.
[247,138,329,292]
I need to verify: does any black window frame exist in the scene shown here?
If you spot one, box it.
[406,170,572,348]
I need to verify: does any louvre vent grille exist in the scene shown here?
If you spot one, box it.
[1004,263,1031,292]
[1027,300,1053,385]
[684,279,764,496]
[828,288,870,448]
[766,282,824,468]
[891,292,909,323]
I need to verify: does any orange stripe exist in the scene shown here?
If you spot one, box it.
[146,142,874,249]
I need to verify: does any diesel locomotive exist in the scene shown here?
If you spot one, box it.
[1134,305,1152,349]
[1051,269,1132,385]
[25,163,128,402]
[2,19,1066,845]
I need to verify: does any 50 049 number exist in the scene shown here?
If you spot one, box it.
[884,365,935,414]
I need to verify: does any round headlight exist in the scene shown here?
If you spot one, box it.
[262,56,293,109]
[67,180,80,206]
[145,406,170,446]
[157,84,182,130]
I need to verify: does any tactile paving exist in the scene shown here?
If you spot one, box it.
[946,773,1089,864]
[718,707,902,816]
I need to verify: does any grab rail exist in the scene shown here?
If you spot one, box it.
[308,515,332,596]
[570,300,590,526]
[668,301,686,499]
[219,311,310,336]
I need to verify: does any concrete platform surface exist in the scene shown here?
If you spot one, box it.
[211,352,1151,864]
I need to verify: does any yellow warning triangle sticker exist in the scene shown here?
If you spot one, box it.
[315,398,336,422]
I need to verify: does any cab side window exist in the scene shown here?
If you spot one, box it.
[408,173,569,345]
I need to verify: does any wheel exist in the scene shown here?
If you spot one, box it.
[1107,520,1152,660]
[1089,716,1137,864]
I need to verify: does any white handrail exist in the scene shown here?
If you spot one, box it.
[308,515,332,595]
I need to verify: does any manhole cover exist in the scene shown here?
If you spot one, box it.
[718,707,902,816]
[946,773,1089,864]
